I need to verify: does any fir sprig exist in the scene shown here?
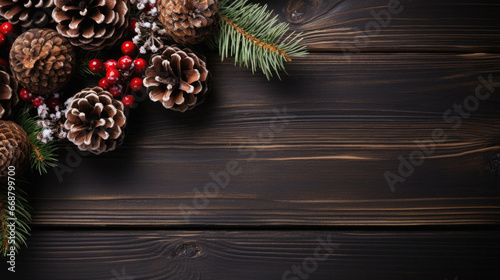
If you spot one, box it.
[210,0,308,79]
[1,180,31,256]
[17,107,58,175]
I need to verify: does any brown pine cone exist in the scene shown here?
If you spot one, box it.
[52,0,130,51]
[64,87,127,155]
[0,120,30,181]
[0,0,54,28]
[0,66,18,120]
[158,0,218,45]
[143,46,209,112]
[9,28,76,95]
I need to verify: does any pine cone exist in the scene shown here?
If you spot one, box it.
[0,0,54,28]
[52,0,130,51]
[158,0,218,45]
[0,120,30,180]
[0,66,18,120]
[64,87,127,155]
[144,46,209,112]
[9,28,76,95]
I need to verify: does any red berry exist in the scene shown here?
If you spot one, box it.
[118,55,133,71]
[0,33,5,46]
[0,22,14,36]
[130,19,138,33]
[19,88,34,102]
[133,58,147,72]
[104,59,118,72]
[144,4,155,13]
[48,97,61,109]
[0,58,8,68]
[33,96,45,108]
[130,77,143,91]
[106,69,121,84]
[98,77,110,89]
[122,95,135,108]
[88,58,103,73]
[121,41,136,56]
[109,85,123,98]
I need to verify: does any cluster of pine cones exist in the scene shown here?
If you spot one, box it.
[0,0,130,51]
[0,0,218,50]
[0,0,218,159]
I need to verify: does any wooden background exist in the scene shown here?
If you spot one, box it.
[2,0,500,279]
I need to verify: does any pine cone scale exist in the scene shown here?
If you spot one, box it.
[4,5,23,19]
[184,69,200,84]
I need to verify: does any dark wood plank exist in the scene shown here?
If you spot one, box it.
[2,230,498,280]
[265,0,500,52]
[30,53,500,226]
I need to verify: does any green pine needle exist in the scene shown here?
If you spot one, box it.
[1,179,32,257]
[16,107,58,175]
[210,0,308,79]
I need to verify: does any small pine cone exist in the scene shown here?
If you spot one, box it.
[144,46,209,112]
[0,120,30,181]
[64,87,127,155]
[0,66,18,120]
[158,0,218,45]
[0,0,54,28]
[52,0,130,51]
[9,28,76,95]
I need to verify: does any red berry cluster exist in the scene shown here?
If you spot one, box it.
[88,41,147,108]
[0,22,14,68]
[19,88,61,109]
[0,22,13,46]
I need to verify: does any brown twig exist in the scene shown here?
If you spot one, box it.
[221,15,292,62]
[32,144,44,162]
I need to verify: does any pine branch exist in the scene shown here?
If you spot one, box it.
[210,0,308,79]
[1,179,31,257]
[16,107,58,175]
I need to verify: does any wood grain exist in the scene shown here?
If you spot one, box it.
[30,53,500,227]
[266,0,500,52]
[2,230,498,280]
[3,1,500,279]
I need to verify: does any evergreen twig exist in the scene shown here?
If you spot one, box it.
[16,107,58,175]
[1,179,31,257]
[209,0,308,79]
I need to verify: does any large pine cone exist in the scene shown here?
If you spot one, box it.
[64,87,127,155]
[0,0,54,28]
[0,120,30,180]
[158,0,218,45]
[0,66,18,119]
[52,0,130,51]
[9,28,76,95]
[144,46,209,112]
